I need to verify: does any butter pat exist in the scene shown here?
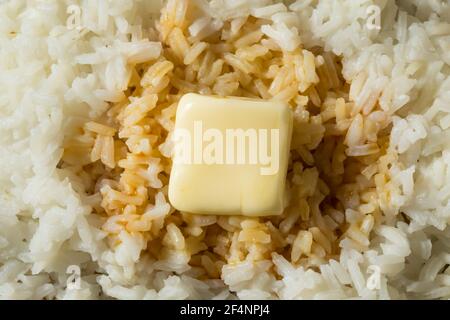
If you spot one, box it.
[168,93,293,216]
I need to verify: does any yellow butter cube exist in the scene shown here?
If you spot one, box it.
[168,93,293,216]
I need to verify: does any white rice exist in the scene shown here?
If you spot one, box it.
[0,0,449,300]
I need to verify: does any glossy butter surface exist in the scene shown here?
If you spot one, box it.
[168,93,293,216]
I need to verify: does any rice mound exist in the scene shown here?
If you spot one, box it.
[0,0,449,300]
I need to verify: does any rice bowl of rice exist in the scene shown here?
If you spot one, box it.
[0,0,449,300]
